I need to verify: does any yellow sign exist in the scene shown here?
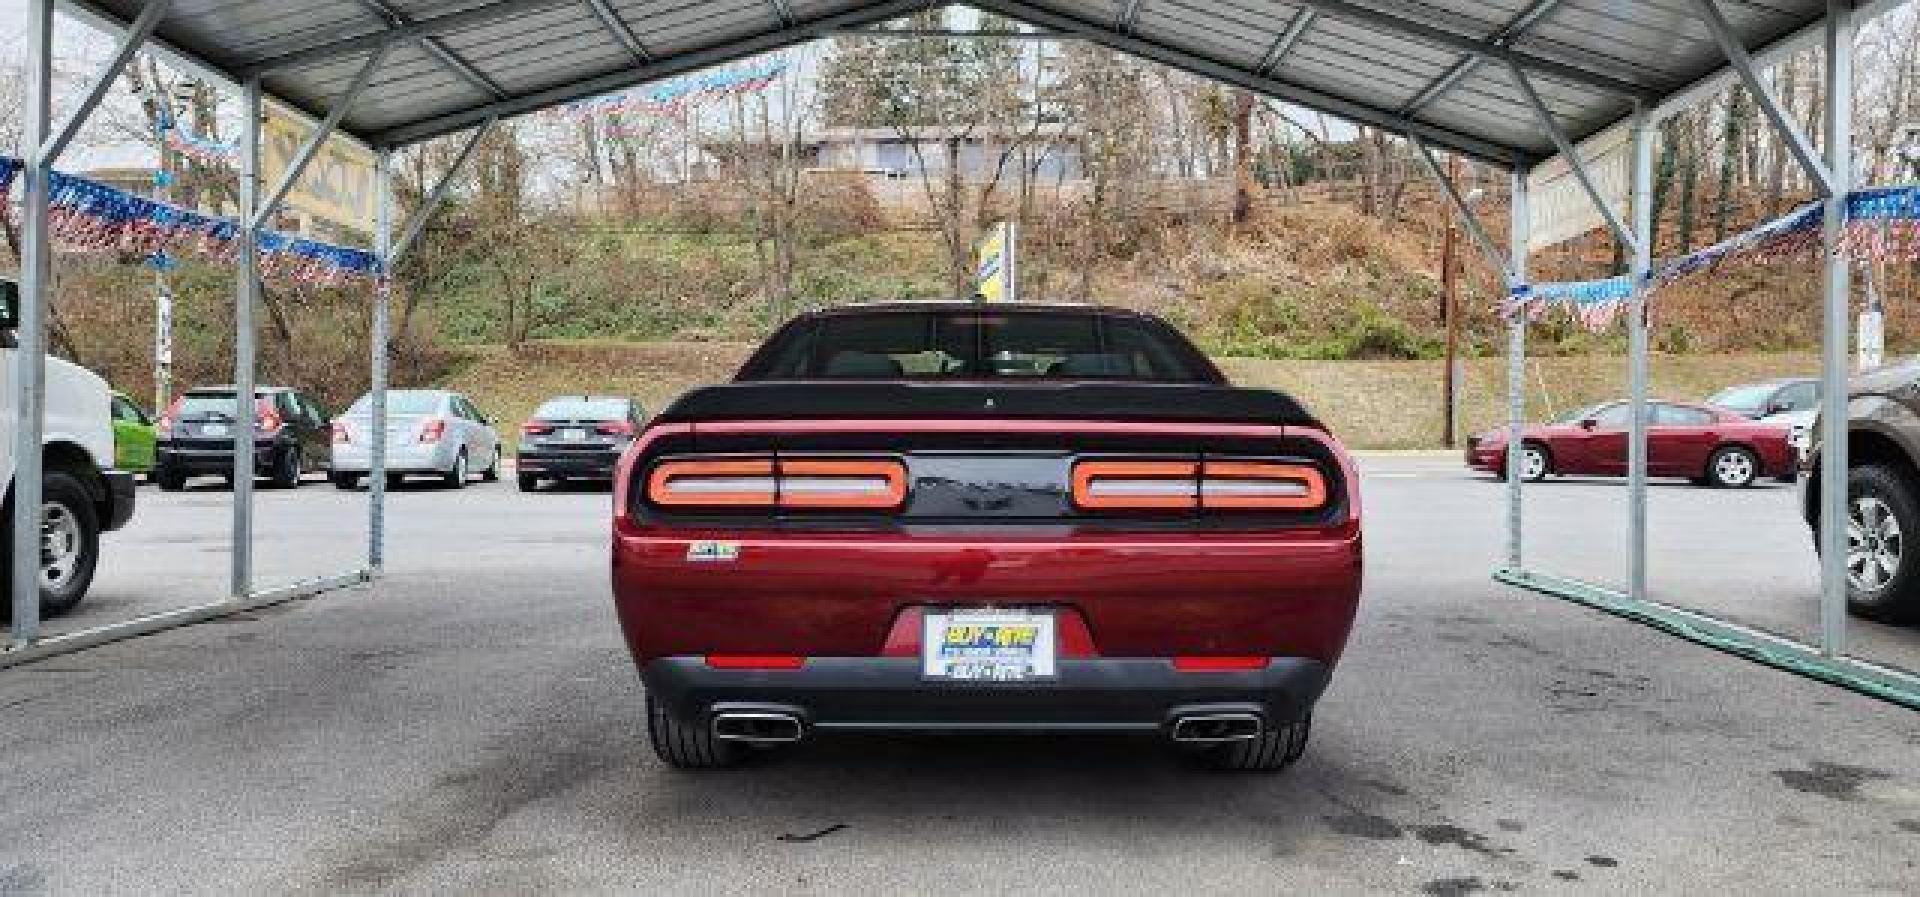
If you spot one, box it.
[262,101,378,235]
[975,222,1014,302]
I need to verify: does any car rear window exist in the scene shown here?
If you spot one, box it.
[534,398,629,420]
[176,393,248,419]
[348,391,443,415]
[738,310,1221,383]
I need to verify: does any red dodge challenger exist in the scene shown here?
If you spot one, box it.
[611,302,1363,770]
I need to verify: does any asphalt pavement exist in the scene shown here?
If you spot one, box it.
[3,459,1919,895]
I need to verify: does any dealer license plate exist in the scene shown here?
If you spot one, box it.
[923,609,1056,681]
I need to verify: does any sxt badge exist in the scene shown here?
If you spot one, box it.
[687,541,742,563]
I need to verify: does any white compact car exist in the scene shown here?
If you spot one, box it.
[329,389,502,489]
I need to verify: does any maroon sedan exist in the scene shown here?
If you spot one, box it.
[612,302,1362,771]
[1467,400,1794,488]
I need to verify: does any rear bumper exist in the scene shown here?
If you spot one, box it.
[642,655,1330,731]
[330,443,455,474]
[156,443,280,475]
[517,449,621,478]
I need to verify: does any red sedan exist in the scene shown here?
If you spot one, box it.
[1467,399,1794,488]
[611,302,1363,771]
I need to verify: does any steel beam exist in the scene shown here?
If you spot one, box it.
[252,42,392,230]
[237,0,574,76]
[1627,102,1653,603]
[371,148,394,573]
[1256,8,1316,75]
[374,0,958,148]
[1296,0,1657,102]
[1411,140,1510,282]
[1818,0,1854,657]
[351,0,506,99]
[9,0,56,650]
[391,121,496,266]
[960,0,1531,167]
[1686,0,1835,197]
[1116,0,1147,33]
[37,0,169,166]
[1507,167,1530,571]
[1507,60,1639,257]
[232,76,262,600]
[584,0,652,62]
[1398,0,1562,117]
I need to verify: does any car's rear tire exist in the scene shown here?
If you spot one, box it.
[444,450,468,489]
[1844,464,1920,623]
[517,473,541,492]
[331,472,361,490]
[1706,446,1760,489]
[156,468,186,492]
[270,447,303,489]
[646,697,744,769]
[482,450,501,482]
[0,471,101,620]
[1203,714,1311,772]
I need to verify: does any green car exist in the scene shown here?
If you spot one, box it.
[110,391,157,475]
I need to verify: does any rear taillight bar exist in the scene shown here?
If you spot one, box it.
[1071,459,1327,512]
[647,457,906,511]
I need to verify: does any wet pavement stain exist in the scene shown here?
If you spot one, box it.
[1897,820,1920,834]
[1585,855,1620,868]
[1410,824,1514,858]
[1552,870,1581,881]
[1322,812,1403,840]
[1772,762,1894,802]
[1495,818,1525,832]
[1421,877,1485,896]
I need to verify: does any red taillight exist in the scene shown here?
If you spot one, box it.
[522,420,554,436]
[419,418,447,444]
[646,457,906,510]
[157,398,182,438]
[1071,459,1327,512]
[597,420,636,437]
[255,399,283,434]
[705,655,806,670]
[1172,656,1271,672]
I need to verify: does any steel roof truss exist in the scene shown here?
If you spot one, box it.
[254,40,394,229]
[1507,58,1638,256]
[1686,0,1835,198]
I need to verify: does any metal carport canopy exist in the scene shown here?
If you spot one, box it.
[58,0,1898,166]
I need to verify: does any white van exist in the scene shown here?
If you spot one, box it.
[1,280,137,618]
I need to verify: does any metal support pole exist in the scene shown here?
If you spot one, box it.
[1628,103,1654,602]
[1507,168,1531,571]
[9,0,56,648]
[232,77,262,600]
[370,149,394,573]
[1819,0,1854,657]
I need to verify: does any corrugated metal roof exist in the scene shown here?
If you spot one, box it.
[59,0,1896,166]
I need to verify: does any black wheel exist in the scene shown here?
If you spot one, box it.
[646,697,743,769]
[0,471,101,619]
[1844,464,1920,623]
[1203,715,1311,772]
[331,472,361,490]
[156,468,187,492]
[517,473,541,492]
[270,447,303,489]
[1517,443,1551,483]
[444,450,469,489]
[482,449,501,482]
[1705,445,1760,489]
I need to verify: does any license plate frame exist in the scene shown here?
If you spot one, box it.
[922,608,1057,682]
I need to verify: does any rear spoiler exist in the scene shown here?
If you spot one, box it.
[655,382,1321,428]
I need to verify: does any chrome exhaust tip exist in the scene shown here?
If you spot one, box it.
[711,711,806,744]
[1170,713,1262,743]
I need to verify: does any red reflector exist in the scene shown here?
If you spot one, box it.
[1172,656,1270,672]
[704,655,806,670]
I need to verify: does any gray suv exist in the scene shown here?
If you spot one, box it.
[1803,358,1920,623]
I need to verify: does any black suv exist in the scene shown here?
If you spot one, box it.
[515,395,644,491]
[1804,359,1920,623]
[155,386,333,491]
